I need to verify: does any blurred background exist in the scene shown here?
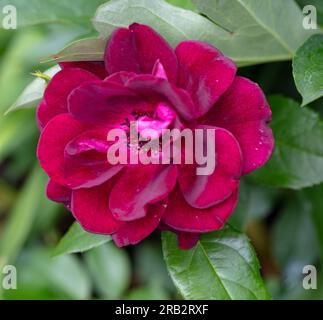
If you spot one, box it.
[0,0,323,300]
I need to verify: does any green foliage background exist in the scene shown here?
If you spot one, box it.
[0,0,323,300]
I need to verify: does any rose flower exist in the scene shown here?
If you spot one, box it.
[37,23,274,249]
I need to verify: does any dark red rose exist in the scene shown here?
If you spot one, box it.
[37,23,274,249]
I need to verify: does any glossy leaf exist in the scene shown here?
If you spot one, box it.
[251,96,323,189]
[53,222,111,257]
[162,226,270,300]
[293,34,323,106]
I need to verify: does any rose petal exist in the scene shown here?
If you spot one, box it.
[126,74,196,121]
[129,23,178,83]
[178,126,242,209]
[36,100,48,130]
[46,179,71,207]
[104,71,137,85]
[64,161,123,190]
[105,23,178,83]
[152,60,168,80]
[176,41,236,118]
[112,200,166,247]
[64,129,124,189]
[177,232,200,250]
[68,80,149,125]
[109,165,177,221]
[59,61,108,79]
[37,68,99,129]
[105,27,140,74]
[162,186,238,233]
[37,114,85,186]
[37,114,120,189]
[203,77,274,174]
[71,179,124,234]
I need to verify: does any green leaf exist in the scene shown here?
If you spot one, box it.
[251,96,323,189]
[47,38,106,63]
[84,243,131,299]
[192,0,310,50]
[93,0,227,49]
[88,0,313,66]
[53,222,111,257]
[162,226,270,300]
[92,0,315,67]
[192,0,312,59]
[293,34,323,106]
[0,0,108,28]
[93,0,313,66]
[166,0,197,10]
[5,65,60,114]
